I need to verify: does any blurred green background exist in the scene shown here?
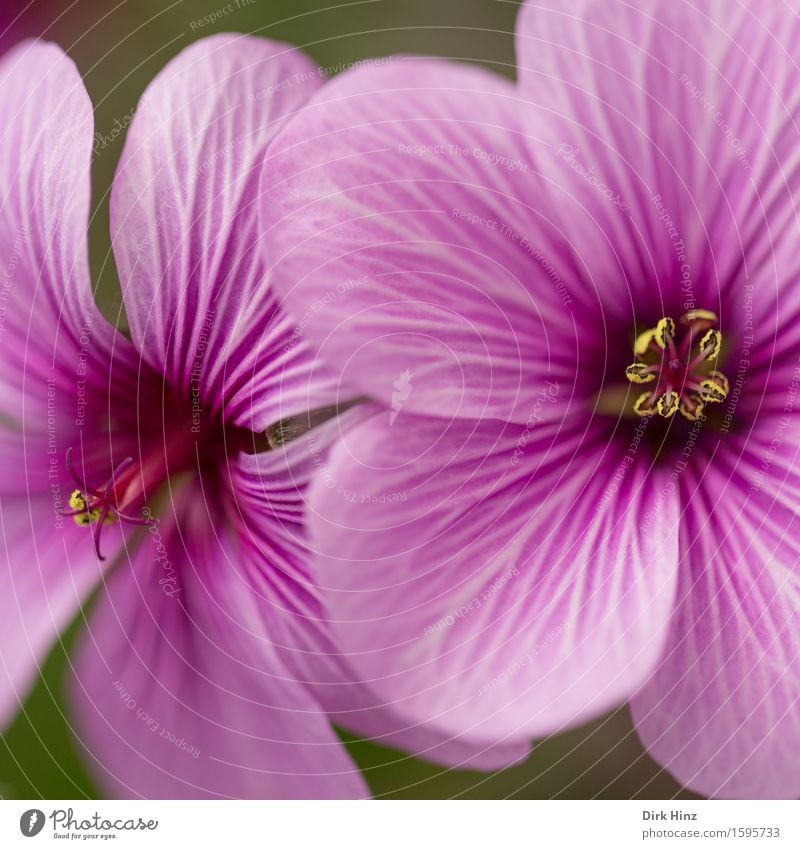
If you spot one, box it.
[0,0,697,800]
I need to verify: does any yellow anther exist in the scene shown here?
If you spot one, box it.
[654,317,676,349]
[699,372,729,403]
[69,489,87,511]
[633,392,656,416]
[625,363,655,384]
[625,308,724,423]
[73,508,102,527]
[657,390,679,418]
[699,329,721,360]
[69,488,116,527]
[710,371,729,395]
[634,328,657,356]
[680,309,718,325]
[680,397,705,421]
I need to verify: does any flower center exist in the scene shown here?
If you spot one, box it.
[65,448,151,559]
[62,404,259,561]
[63,418,206,560]
[63,396,364,560]
[625,309,729,421]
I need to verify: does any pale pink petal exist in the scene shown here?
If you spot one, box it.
[261,57,580,426]
[0,496,120,726]
[632,426,800,798]
[515,0,800,327]
[230,409,528,770]
[0,39,139,491]
[111,34,339,431]
[71,479,367,799]
[304,411,680,742]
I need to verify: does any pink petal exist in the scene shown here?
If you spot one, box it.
[260,57,578,426]
[0,42,135,715]
[110,34,339,431]
[631,428,800,798]
[0,40,138,484]
[0,40,124,361]
[231,411,528,771]
[304,410,680,742]
[515,0,800,322]
[70,478,368,799]
[0,496,117,726]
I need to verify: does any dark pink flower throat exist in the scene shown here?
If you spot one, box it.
[63,404,262,561]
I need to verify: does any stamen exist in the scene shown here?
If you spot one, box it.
[634,329,657,357]
[65,451,145,561]
[698,329,721,360]
[65,447,102,497]
[680,309,718,325]
[699,373,729,403]
[625,363,655,384]
[625,311,728,422]
[656,390,679,418]
[654,317,675,350]
[633,392,656,417]
[712,372,729,395]
[67,489,116,527]
[679,396,705,421]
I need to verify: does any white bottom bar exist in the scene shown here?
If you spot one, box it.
[2,799,797,848]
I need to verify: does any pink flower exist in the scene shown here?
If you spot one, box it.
[260,0,800,798]
[0,36,524,798]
